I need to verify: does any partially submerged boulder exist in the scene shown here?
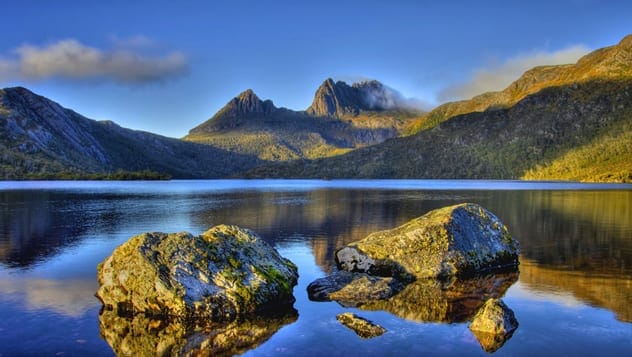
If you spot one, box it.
[96,225,298,321]
[307,271,405,305]
[469,298,519,353]
[336,203,519,280]
[336,312,386,339]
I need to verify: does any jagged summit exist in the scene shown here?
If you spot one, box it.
[187,89,282,134]
[221,89,276,117]
[306,78,366,117]
[306,78,407,118]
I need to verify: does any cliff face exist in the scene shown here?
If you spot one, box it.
[306,78,365,117]
[306,78,410,118]
[0,87,109,172]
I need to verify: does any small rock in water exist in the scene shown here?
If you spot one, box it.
[96,225,298,321]
[336,312,386,338]
[469,298,519,353]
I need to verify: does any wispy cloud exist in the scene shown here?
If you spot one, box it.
[361,82,430,111]
[439,45,591,101]
[0,38,188,84]
[335,76,432,111]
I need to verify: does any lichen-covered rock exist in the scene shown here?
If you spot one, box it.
[98,308,297,357]
[96,225,298,321]
[336,312,386,339]
[307,271,404,305]
[336,203,519,279]
[469,298,519,353]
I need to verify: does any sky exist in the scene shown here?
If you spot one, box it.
[0,0,630,138]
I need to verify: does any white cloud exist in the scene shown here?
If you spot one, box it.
[0,277,100,317]
[439,45,591,101]
[0,38,188,84]
[362,83,430,111]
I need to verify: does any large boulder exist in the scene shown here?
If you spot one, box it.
[335,203,519,280]
[469,298,519,352]
[96,225,298,321]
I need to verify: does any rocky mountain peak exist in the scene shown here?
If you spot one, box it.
[307,78,376,117]
[1,86,41,108]
[186,89,278,134]
[222,89,276,117]
[306,78,411,117]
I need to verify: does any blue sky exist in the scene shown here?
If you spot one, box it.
[0,0,630,138]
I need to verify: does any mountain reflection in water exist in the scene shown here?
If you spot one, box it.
[0,182,630,356]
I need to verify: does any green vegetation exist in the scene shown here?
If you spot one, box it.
[523,122,632,183]
[184,109,419,161]
[23,169,172,181]
[407,35,632,135]
[248,79,632,182]
[2,36,631,182]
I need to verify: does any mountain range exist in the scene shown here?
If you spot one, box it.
[1,35,631,182]
[184,79,421,161]
[0,87,260,179]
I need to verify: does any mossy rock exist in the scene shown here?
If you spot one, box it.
[469,298,519,353]
[96,225,298,321]
[335,203,520,279]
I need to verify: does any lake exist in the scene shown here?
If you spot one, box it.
[1,180,631,356]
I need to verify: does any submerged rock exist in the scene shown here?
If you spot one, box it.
[336,203,519,280]
[99,308,297,357]
[469,298,519,353]
[336,312,386,339]
[307,271,405,305]
[96,225,298,321]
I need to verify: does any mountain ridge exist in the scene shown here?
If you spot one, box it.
[0,87,261,179]
[408,34,632,133]
[2,35,631,181]
[247,78,632,182]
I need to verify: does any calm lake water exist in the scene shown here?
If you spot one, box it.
[1,180,631,356]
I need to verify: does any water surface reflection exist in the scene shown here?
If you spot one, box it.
[98,308,298,357]
[0,181,631,355]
